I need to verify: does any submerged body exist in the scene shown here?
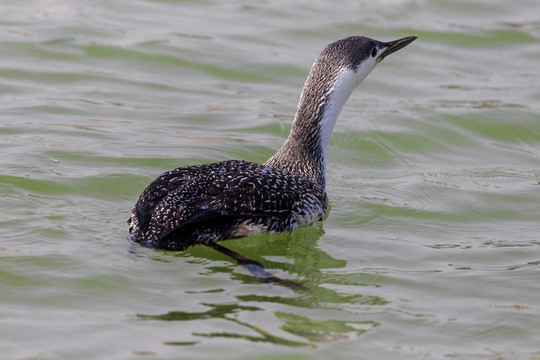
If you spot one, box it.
[129,35,417,250]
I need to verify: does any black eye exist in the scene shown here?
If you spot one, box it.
[371,47,378,57]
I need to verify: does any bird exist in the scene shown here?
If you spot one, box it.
[128,35,417,251]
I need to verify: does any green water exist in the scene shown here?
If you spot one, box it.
[1,0,540,359]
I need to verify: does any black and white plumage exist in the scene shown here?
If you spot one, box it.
[128,35,417,250]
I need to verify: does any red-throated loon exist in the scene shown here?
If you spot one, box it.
[128,35,417,250]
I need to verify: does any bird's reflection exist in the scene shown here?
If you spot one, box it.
[133,225,386,347]
[205,241,309,291]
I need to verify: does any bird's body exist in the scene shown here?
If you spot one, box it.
[128,35,417,250]
[128,160,327,250]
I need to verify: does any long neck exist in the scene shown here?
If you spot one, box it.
[265,66,360,187]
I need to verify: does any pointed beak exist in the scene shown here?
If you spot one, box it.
[377,35,418,63]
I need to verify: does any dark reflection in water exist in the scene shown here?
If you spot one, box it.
[135,226,386,347]
[139,303,313,347]
[206,241,309,291]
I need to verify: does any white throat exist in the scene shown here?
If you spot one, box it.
[318,62,376,154]
[265,50,380,186]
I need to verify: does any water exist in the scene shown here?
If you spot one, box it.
[1,0,540,359]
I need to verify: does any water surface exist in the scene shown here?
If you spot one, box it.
[1,0,540,359]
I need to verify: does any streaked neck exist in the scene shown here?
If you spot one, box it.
[265,68,362,187]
